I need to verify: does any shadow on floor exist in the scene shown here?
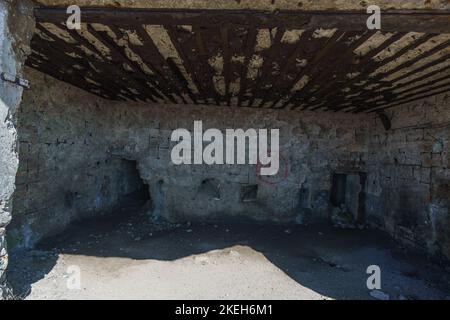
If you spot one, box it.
[7,201,450,300]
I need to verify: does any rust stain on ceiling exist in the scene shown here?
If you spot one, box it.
[28,7,450,112]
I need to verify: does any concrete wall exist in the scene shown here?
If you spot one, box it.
[0,0,34,299]
[0,0,445,302]
[366,92,450,260]
[9,68,147,248]
[8,48,450,268]
[131,101,369,224]
[9,67,370,248]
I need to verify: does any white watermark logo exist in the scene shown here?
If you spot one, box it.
[366,5,381,30]
[171,121,279,176]
[66,265,81,290]
[66,5,81,30]
[366,265,381,289]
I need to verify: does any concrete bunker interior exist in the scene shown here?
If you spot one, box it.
[1,0,450,299]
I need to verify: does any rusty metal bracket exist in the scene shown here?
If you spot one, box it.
[0,71,30,89]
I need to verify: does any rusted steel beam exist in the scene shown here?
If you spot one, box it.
[60,25,140,101]
[284,30,346,109]
[292,31,359,110]
[269,31,334,109]
[309,32,407,110]
[33,24,128,100]
[387,74,450,98]
[387,52,450,84]
[34,7,450,33]
[299,30,374,110]
[27,56,109,99]
[38,22,150,101]
[332,53,450,110]
[86,26,161,102]
[248,27,286,108]
[220,27,232,105]
[134,26,195,103]
[338,59,450,112]
[27,54,101,96]
[197,26,224,105]
[26,46,110,100]
[30,6,450,110]
[330,47,450,112]
[115,25,194,101]
[225,26,249,106]
[355,77,450,112]
[166,25,209,104]
[165,57,197,104]
[374,39,450,81]
[256,30,308,107]
[237,27,257,107]
[250,27,285,107]
[262,29,314,108]
[190,26,222,105]
[359,73,450,109]
[316,33,440,111]
[307,32,406,110]
[362,83,450,113]
[390,64,450,89]
[89,25,174,102]
[109,25,181,103]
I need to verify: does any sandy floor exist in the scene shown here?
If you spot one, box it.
[7,208,450,300]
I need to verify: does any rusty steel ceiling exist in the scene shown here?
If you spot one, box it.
[28,7,450,112]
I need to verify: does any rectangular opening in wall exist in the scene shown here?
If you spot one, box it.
[240,185,258,202]
[330,172,366,226]
[197,178,221,200]
[331,174,347,207]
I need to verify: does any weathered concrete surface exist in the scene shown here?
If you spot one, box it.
[366,92,450,260]
[132,102,368,224]
[10,67,370,248]
[0,0,34,299]
[13,66,450,261]
[33,0,450,10]
[9,68,147,249]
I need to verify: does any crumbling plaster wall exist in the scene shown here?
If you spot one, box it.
[10,67,370,248]
[9,67,146,249]
[366,92,450,260]
[0,0,35,299]
[131,102,369,224]
[9,51,450,267]
[125,97,366,223]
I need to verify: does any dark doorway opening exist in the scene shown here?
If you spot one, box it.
[331,174,347,207]
[118,159,151,208]
[330,172,366,224]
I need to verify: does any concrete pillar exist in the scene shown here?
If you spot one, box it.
[0,0,34,299]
